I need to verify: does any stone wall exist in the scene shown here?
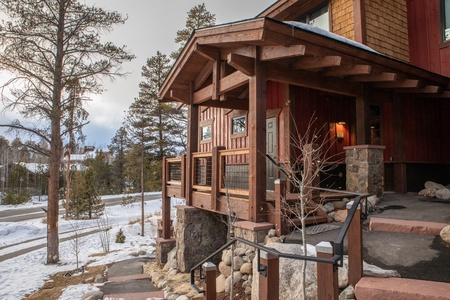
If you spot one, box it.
[175,206,227,272]
[345,145,385,197]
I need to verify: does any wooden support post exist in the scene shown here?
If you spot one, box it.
[180,154,186,198]
[211,146,225,210]
[274,179,287,237]
[258,250,279,300]
[304,143,320,202]
[355,85,371,145]
[186,104,199,206]
[249,48,267,222]
[347,201,363,286]
[162,157,171,239]
[316,241,339,300]
[393,94,407,193]
[203,262,217,300]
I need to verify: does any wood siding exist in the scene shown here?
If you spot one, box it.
[407,0,450,77]
[331,0,355,40]
[365,0,409,62]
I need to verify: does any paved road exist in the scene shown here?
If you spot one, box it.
[0,193,162,222]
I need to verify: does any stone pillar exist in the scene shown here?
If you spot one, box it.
[234,221,274,249]
[345,145,386,197]
[156,237,176,266]
[175,206,227,272]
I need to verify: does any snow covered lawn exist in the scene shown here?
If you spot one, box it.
[0,194,183,300]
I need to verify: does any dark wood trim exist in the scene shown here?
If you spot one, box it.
[392,94,407,193]
[355,85,371,144]
[186,103,199,205]
[353,0,367,44]
[348,204,363,286]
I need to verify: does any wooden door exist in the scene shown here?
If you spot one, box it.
[266,117,277,190]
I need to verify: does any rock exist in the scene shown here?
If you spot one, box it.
[235,247,246,256]
[363,261,400,278]
[324,202,335,212]
[245,286,252,295]
[242,274,249,280]
[367,195,380,209]
[138,250,147,256]
[83,276,94,283]
[216,274,226,293]
[225,271,242,292]
[164,248,178,270]
[176,296,189,300]
[318,204,328,213]
[233,256,244,271]
[440,225,450,243]
[264,236,282,245]
[418,188,436,198]
[168,268,178,277]
[242,279,252,288]
[167,294,179,300]
[219,261,232,278]
[247,252,255,262]
[334,210,348,222]
[223,249,232,266]
[338,266,348,288]
[332,200,347,210]
[240,262,253,275]
[425,181,446,190]
[129,251,139,257]
[94,274,106,283]
[267,229,277,238]
[436,189,450,200]
[83,291,103,300]
[339,285,355,300]
[328,211,336,221]
[252,242,318,300]
[157,280,167,289]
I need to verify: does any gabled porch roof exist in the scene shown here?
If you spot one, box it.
[159,17,450,104]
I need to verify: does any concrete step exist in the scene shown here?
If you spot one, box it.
[355,277,450,300]
[369,217,447,235]
[103,290,165,300]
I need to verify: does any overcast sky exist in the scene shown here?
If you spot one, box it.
[0,0,275,149]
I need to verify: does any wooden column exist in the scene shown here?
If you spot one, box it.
[258,250,279,300]
[274,179,287,237]
[282,83,295,192]
[355,85,371,145]
[249,50,267,222]
[211,146,225,210]
[316,241,339,300]
[202,262,217,300]
[393,94,407,193]
[161,157,171,239]
[347,201,363,286]
[186,104,199,206]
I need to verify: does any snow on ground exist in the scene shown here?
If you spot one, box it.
[0,195,185,300]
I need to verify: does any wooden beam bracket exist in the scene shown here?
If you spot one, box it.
[260,44,306,61]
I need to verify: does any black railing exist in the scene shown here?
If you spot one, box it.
[190,193,367,294]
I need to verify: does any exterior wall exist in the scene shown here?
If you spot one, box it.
[365,0,409,62]
[331,0,355,40]
[407,0,450,76]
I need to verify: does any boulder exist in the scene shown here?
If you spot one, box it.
[164,248,178,270]
[418,188,436,198]
[216,274,226,293]
[267,229,277,238]
[318,204,328,213]
[252,242,318,300]
[332,200,347,210]
[440,225,450,244]
[176,296,189,300]
[219,261,232,278]
[240,262,253,275]
[223,249,232,266]
[338,266,348,289]
[425,181,446,190]
[235,247,246,256]
[233,255,244,271]
[339,285,355,300]
[83,291,103,300]
[436,189,450,200]
[334,210,348,223]
[225,271,242,292]
[138,250,147,256]
[367,195,380,209]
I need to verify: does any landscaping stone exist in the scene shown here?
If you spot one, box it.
[339,285,355,300]
[436,188,450,200]
[216,274,226,293]
[83,291,103,300]
[440,225,450,244]
[225,271,242,292]
[334,209,348,222]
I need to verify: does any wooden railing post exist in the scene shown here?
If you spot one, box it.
[347,200,363,286]
[258,250,279,300]
[274,179,287,237]
[162,157,171,239]
[180,154,186,198]
[316,241,338,300]
[211,146,225,210]
[202,262,217,300]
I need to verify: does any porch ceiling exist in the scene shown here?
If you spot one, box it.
[158,17,450,105]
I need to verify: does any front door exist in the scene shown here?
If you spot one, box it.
[266,117,277,190]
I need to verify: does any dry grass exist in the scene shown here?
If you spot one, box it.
[23,265,106,300]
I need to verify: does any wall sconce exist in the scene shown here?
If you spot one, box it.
[336,132,344,139]
[337,121,346,125]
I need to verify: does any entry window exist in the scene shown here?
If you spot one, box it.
[232,116,246,134]
[442,0,450,41]
[297,3,329,31]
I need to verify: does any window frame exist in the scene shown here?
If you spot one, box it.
[296,1,330,31]
[229,111,248,139]
[199,118,213,144]
[441,0,450,44]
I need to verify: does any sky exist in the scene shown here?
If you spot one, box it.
[0,0,275,150]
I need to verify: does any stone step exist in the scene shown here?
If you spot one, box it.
[103,291,165,300]
[369,217,447,235]
[355,277,450,300]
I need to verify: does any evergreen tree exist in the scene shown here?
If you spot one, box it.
[108,127,128,193]
[85,150,111,195]
[171,3,216,60]
[69,167,104,219]
[0,0,134,263]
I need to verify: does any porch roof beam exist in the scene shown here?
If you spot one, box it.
[193,70,249,104]
[395,85,441,94]
[351,72,398,82]
[323,64,372,76]
[227,53,255,76]
[292,55,342,69]
[195,44,220,61]
[266,62,362,97]
[372,79,421,89]
[170,89,189,103]
[260,45,306,61]
[194,61,214,90]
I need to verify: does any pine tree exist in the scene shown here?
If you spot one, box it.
[171,3,216,60]
[108,127,128,194]
[0,0,134,263]
[84,167,104,219]
[69,167,104,219]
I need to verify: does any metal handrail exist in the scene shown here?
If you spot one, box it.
[190,193,367,294]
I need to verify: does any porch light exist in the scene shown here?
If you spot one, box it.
[337,121,346,125]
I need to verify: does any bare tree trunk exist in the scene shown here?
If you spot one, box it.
[65,148,70,219]
[141,142,145,236]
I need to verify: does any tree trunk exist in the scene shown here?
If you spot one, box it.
[47,0,66,264]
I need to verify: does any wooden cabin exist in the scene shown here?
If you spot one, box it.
[156,0,450,266]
